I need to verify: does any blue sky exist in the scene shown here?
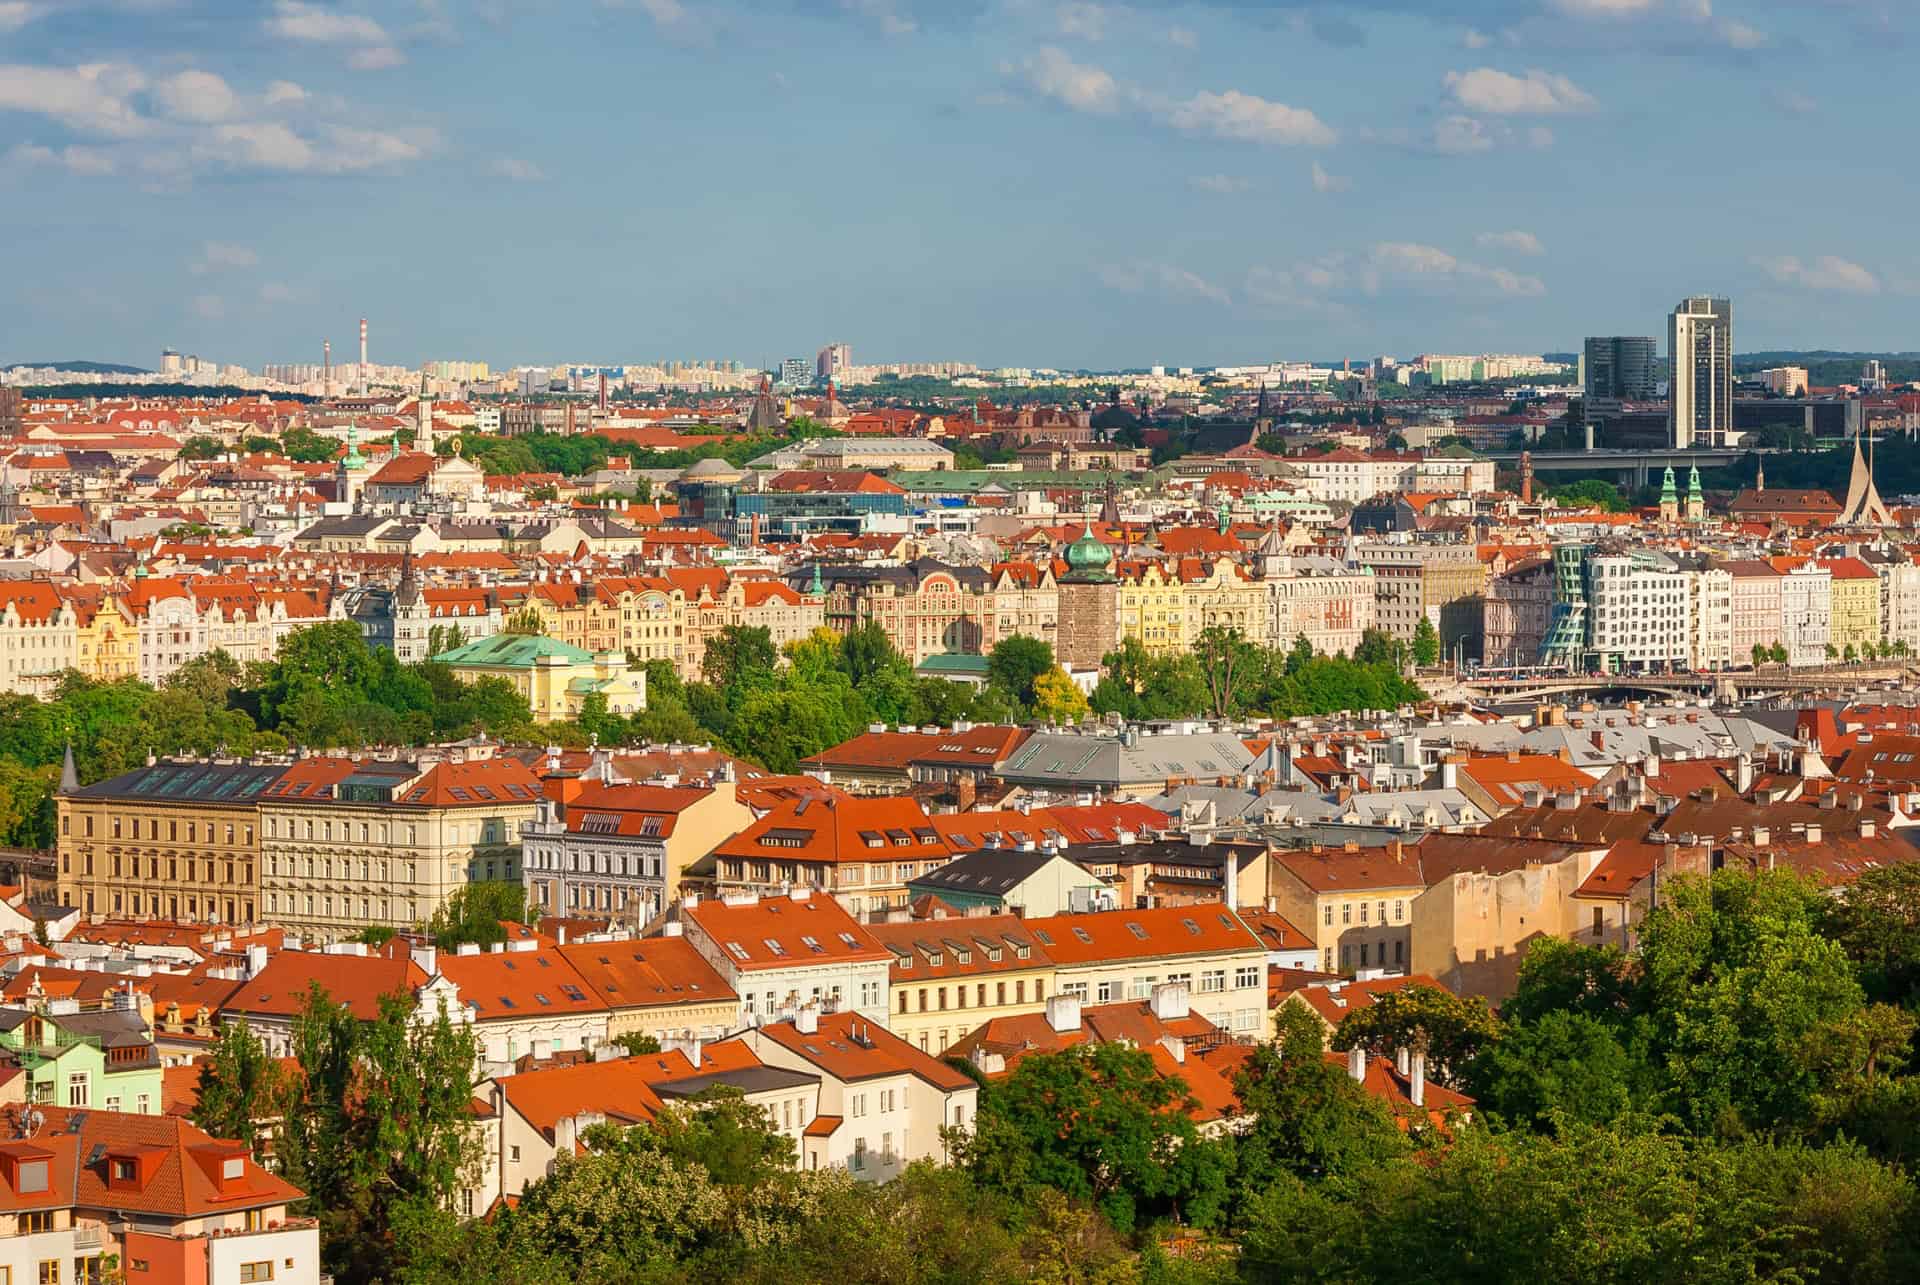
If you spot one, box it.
[0,0,1914,371]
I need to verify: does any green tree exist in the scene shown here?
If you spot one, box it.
[192,1017,286,1149]
[178,435,224,460]
[1469,1010,1636,1129]
[704,626,778,693]
[428,881,534,951]
[1330,984,1500,1090]
[957,1043,1229,1234]
[1823,863,1920,1005]
[1229,1039,1409,1195]
[1411,616,1440,667]
[1550,479,1627,512]
[609,1031,662,1056]
[1194,625,1258,718]
[987,635,1055,711]
[1352,627,1406,670]
[503,606,546,636]
[1752,641,1770,667]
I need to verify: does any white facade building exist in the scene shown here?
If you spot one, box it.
[1781,564,1833,667]
[1587,552,1690,671]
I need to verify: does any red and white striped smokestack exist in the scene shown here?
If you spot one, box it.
[324,339,331,391]
[359,318,368,391]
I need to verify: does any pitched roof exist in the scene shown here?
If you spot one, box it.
[436,947,608,1021]
[1021,904,1263,966]
[756,1011,975,1091]
[682,890,889,971]
[711,794,950,867]
[222,950,426,1020]
[556,937,736,1012]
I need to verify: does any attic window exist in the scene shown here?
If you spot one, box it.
[726,942,749,960]
[1032,929,1054,946]
[949,835,976,850]
[16,1159,47,1193]
[1125,922,1147,940]
[837,932,860,948]
[639,816,664,836]
[801,935,825,954]
[913,828,939,844]
[561,985,586,1001]
[449,788,471,801]
[860,830,885,848]
[1072,927,1093,944]
[223,1156,245,1180]
[1181,917,1201,936]
[763,938,788,957]
[533,993,552,1006]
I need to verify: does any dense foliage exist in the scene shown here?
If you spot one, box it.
[1091,628,1424,722]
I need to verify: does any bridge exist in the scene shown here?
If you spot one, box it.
[1440,662,1915,705]
[1481,448,1759,488]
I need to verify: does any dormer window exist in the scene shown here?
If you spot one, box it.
[17,1159,47,1193]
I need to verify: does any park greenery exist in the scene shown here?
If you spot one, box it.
[184,865,1920,1282]
[1090,627,1425,723]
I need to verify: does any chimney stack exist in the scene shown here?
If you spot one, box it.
[1410,1049,1427,1107]
[1347,1045,1366,1083]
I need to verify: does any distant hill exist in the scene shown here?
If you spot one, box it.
[3,360,151,375]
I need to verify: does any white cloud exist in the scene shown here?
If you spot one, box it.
[6,142,116,175]
[265,1,390,45]
[1462,28,1491,48]
[1367,241,1546,296]
[637,0,687,26]
[1166,25,1195,48]
[1311,161,1350,192]
[1477,229,1545,256]
[1755,254,1880,294]
[491,156,547,181]
[1160,89,1335,147]
[1716,19,1765,49]
[154,70,237,123]
[1190,173,1248,194]
[1098,261,1231,307]
[265,80,310,106]
[192,242,259,274]
[190,294,226,321]
[0,3,44,34]
[0,63,149,136]
[1432,115,1495,153]
[1056,2,1108,40]
[348,46,407,70]
[1550,0,1658,15]
[1014,46,1120,114]
[1445,67,1596,114]
[260,282,296,305]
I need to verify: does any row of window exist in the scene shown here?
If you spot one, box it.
[1325,899,1407,927]
[65,815,249,844]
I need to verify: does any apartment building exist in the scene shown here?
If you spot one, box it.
[1267,843,1427,975]
[1351,541,1485,647]
[57,758,282,926]
[680,889,893,1028]
[1721,560,1784,661]
[744,1010,979,1181]
[258,752,542,941]
[0,582,76,697]
[0,1104,317,1285]
[520,776,753,923]
[1022,904,1267,1038]
[557,934,739,1044]
[866,915,1055,1055]
[435,942,611,1071]
[1780,563,1833,667]
[705,793,954,916]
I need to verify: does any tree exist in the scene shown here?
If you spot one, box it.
[192,1018,286,1149]
[427,623,468,657]
[1822,863,1920,1006]
[1030,666,1090,725]
[957,1043,1229,1234]
[610,1031,662,1056]
[275,986,484,1284]
[1193,625,1256,718]
[987,635,1055,711]
[1550,479,1627,513]
[1230,1040,1409,1196]
[1752,642,1770,667]
[1771,642,1789,664]
[178,435,223,460]
[704,626,778,693]
[1411,616,1440,667]
[1330,985,1500,1090]
[503,606,546,636]
[1353,627,1407,671]
[1469,1010,1636,1129]
[428,881,534,951]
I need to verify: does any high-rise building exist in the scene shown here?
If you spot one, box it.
[778,357,811,387]
[1581,336,1657,402]
[816,343,852,382]
[1668,296,1733,448]
[1862,359,1887,391]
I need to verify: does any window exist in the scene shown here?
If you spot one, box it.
[239,1265,274,1284]
[37,1265,56,1285]
[1235,965,1260,989]
[1394,900,1405,922]
[20,1210,52,1231]
[852,1137,866,1171]
[66,1074,88,1107]
[1592,907,1605,937]
[1342,903,1352,924]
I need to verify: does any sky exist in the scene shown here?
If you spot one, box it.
[0,0,1915,372]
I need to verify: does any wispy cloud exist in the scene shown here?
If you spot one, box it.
[1477,229,1545,256]
[0,2,45,34]
[1445,66,1596,113]
[1190,173,1249,194]
[1098,261,1232,307]
[1755,254,1880,294]
[192,241,259,274]
[1311,161,1350,193]
[1009,47,1334,146]
[490,156,547,181]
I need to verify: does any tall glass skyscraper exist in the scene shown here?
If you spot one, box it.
[1581,336,1657,402]
[1668,296,1733,448]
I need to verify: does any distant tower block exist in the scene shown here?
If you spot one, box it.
[1520,451,1534,504]
[323,339,332,394]
[359,317,369,393]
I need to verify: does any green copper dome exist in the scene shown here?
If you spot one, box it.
[1065,521,1113,581]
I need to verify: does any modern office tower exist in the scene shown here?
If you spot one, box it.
[816,343,852,382]
[778,357,811,387]
[1863,359,1887,391]
[1668,296,1733,448]
[1581,336,1657,401]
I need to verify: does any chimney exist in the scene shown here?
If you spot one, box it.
[1644,754,1660,779]
[410,945,437,975]
[1861,819,1878,839]
[1150,981,1189,1022]
[1752,826,1770,847]
[1736,754,1755,796]
[1806,823,1822,844]
[1410,1049,1427,1107]
[795,1006,818,1035]
[1395,1046,1411,1076]
[1347,1045,1366,1082]
[1045,994,1081,1033]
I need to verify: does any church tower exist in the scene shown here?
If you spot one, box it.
[1658,465,1679,523]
